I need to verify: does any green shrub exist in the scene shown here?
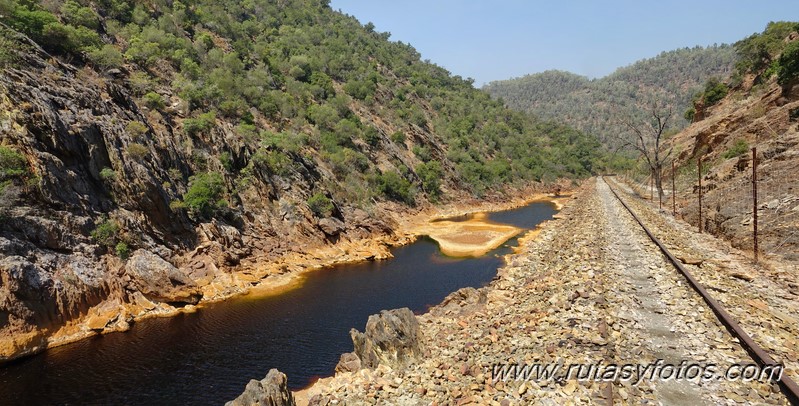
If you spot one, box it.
[91,218,120,247]
[61,0,99,29]
[343,79,376,100]
[410,108,427,127]
[722,139,750,159]
[99,167,116,181]
[126,143,148,161]
[142,92,165,109]
[253,149,293,176]
[219,152,233,172]
[1,3,97,53]
[115,241,130,260]
[125,121,148,138]
[778,40,799,87]
[126,71,152,96]
[42,22,101,53]
[684,107,696,122]
[416,161,442,198]
[309,71,335,99]
[412,145,431,162]
[88,44,124,69]
[0,145,28,181]
[220,99,251,120]
[169,199,186,211]
[3,5,59,43]
[0,145,28,210]
[183,172,225,217]
[306,104,340,130]
[390,131,406,144]
[124,37,161,67]
[376,171,415,204]
[0,35,19,67]
[184,112,216,136]
[288,55,311,81]
[259,131,307,153]
[326,147,368,178]
[307,192,334,217]
[362,126,380,146]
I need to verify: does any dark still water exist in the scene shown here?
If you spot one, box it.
[0,202,556,406]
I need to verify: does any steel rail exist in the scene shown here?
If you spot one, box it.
[602,176,799,405]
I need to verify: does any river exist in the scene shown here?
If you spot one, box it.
[0,201,557,405]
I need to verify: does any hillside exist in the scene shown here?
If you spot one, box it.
[483,45,737,146]
[665,22,799,264]
[0,0,601,361]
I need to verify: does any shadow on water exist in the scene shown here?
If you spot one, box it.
[0,202,557,405]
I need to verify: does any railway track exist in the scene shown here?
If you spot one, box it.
[601,176,799,405]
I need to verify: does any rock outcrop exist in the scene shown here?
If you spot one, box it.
[349,307,423,370]
[226,369,295,406]
[0,31,405,361]
[334,351,362,374]
[668,56,799,261]
[124,250,201,305]
[429,286,487,317]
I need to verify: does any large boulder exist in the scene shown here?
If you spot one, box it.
[226,369,295,406]
[334,352,361,373]
[317,217,345,237]
[430,286,487,317]
[124,250,201,304]
[349,307,423,369]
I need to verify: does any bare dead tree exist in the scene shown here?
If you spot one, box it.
[617,104,674,201]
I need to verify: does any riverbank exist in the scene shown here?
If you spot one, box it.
[217,190,569,299]
[0,183,571,364]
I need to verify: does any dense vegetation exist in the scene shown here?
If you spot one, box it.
[685,21,799,121]
[732,21,799,86]
[483,46,737,148]
[0,0,603,214]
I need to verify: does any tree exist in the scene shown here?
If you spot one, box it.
[778,40,799,88]
[700,78,728,107]
[618,104,674,201]
[183,172,226,217]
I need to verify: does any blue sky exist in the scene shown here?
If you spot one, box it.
[329,0,799,86]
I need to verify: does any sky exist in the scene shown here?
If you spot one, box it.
[329,0,799,86]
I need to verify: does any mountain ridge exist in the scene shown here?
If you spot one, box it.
[483,45,737,146]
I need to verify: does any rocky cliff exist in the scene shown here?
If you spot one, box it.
[0,28,402,360]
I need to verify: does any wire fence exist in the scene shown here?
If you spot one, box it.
[619,143,799,264]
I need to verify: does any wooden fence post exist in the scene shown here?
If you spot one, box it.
[752,147,758,263]
[698,157,702,234]
[672,160,676,216]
